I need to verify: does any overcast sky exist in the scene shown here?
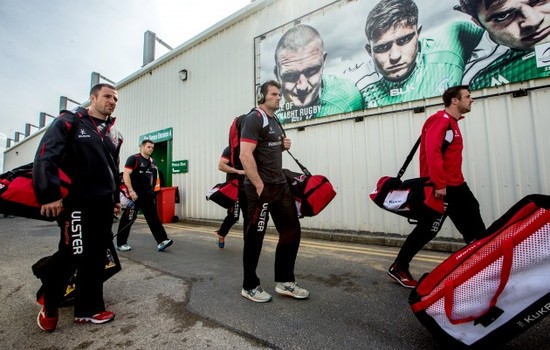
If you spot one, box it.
[0,0,251,168]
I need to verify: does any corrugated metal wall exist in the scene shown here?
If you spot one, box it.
[282,81,550,238]
[5,0,549,240]
[110,0,550,239]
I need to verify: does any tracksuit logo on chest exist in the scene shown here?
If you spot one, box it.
[77,129,91,138]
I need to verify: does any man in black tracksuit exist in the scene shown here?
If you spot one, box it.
[239,80,309,303]
[214,146,246,248]
[116,139,173,252]
[33,83,123,331]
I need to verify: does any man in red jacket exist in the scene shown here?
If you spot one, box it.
[388,85,486,288]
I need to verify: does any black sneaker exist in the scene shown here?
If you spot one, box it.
[388,263,417,288]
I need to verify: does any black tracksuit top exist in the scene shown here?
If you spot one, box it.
[33,107,123,205]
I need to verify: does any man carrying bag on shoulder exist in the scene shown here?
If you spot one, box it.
[388,85,487,288]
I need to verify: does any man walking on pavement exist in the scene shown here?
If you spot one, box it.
[388,85,486,288]
[116,139,173,252]
[239,80,309,302]
[33,83,123,331]
[214,146,246,248]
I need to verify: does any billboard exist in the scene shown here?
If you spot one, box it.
[256,0,550,123]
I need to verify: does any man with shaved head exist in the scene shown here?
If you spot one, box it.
[274,24,363,122]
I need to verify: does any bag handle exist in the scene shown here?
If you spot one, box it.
[271,111,312,177]
[444,238,514,325]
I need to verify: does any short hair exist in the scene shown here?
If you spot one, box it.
[258,80,281,99]
[443,85,469,107]
[454,0,491,20]
[90,83,116,96]
[274,24,324,64]
[141,139,154,146]
[365,0,418,41]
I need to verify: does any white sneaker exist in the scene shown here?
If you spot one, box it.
[241,286,272,303]
[275,282,309,299]
[116,244,131,252]
[158,239,173,251]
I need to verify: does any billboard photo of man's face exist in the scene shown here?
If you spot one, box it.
[275,39,326,108]
[367,23,421,82]
[474,0,550,51]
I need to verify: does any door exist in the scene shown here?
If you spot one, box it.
[152,140,171,186]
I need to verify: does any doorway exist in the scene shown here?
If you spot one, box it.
[152,140,171,186]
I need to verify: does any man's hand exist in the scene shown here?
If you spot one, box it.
[255,182,264,198]
[282,137,292,150]
[435,188,446,199]
[129,190,138,201]
[40,199,64,218]
[114,203,122,215]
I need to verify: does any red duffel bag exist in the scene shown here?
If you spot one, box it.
[205,178,239,209]
[0,162,71,221]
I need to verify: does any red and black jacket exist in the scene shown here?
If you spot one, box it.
[33,107,123,205]
[419,110,464,190]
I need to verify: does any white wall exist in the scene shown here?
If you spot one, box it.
[3,131,43,171]
[4,0,550,240]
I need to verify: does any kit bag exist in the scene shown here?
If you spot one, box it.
[370,175,440,222]
[0,162,71,221]
[32,239,122,307]
[206,178,239,209]
[409,194,550,349]
[370,136,448,222]
[283,167,336,218]
[270,115,336,218]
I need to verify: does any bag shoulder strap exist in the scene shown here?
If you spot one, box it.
[272,115,312,177]
[398,122,452,179]
[397,137,421,179]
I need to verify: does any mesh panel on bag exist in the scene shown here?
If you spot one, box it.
[426,209,550,320]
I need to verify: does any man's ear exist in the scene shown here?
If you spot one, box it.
[417,25,423,36]
[452,96,459,105]
[273,66,279,79]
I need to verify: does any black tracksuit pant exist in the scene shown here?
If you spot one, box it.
[394,182,486,269]
[34,195,114,317]
[218,183,248,238]
[116,192,168,246]
[242,182,301,290]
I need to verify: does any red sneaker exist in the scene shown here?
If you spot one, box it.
[74,311,115,324]
[388,263,418,288]
[37,306,58,332]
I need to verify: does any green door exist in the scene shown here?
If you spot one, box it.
[140,128,173,187]
[152,141,171,186]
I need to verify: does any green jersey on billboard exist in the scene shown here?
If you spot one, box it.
[277,75,362,123]
[362,21,483,108]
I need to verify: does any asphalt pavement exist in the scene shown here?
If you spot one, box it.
[0,216,269,349]
[1,215,548,350]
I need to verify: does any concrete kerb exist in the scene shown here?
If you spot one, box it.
[181,218,466,253]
